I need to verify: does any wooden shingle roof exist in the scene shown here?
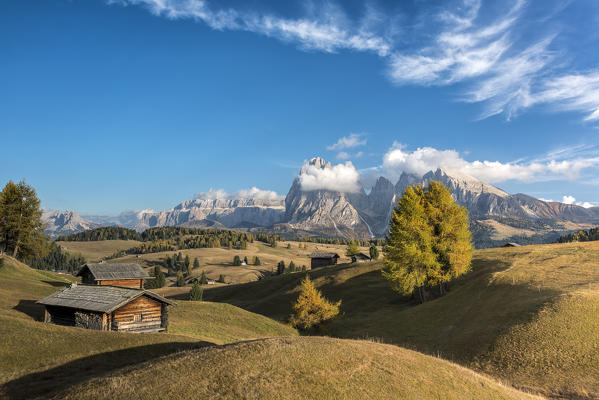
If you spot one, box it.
[76,263,151,281]
[353,252,371,260]
[309,252,340,259]
[37,284,174,313]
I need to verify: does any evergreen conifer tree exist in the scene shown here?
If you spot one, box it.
[369,244,380,260]
[345,240,360,257]
[199,270,208,284]
[189,281,203,301]
[193,257,200,269]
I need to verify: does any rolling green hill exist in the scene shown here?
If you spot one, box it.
[204,241,599,398]
[0,255,296,399]
[59,337,541,400]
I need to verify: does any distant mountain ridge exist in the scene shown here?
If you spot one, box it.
[44,157,599,247]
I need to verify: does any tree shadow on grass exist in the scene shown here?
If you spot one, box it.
[13,299,44,321]
[0,341,211,400]
[41,280,69,288]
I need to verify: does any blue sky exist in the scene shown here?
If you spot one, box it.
[1,0,599,214]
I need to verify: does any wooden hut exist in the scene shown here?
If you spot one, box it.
[77,262,151,289]
[351,252,371,263]
[37,284,175,332]
[309,252,340,269]
[501,242,521,248]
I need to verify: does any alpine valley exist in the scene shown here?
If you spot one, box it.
[43,158,599,248]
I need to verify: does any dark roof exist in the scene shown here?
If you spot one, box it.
[352,252,371,260]
[37,284,174,313]
[501,242,521,247]
[309,252,340,259]
[76,263,151,280]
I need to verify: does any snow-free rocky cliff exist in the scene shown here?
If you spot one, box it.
[49,158,599,244]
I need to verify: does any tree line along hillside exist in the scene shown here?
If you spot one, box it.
[556,227,599,243]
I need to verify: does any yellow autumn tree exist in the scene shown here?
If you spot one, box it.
[290,275,341,330]
[383,181,472,302]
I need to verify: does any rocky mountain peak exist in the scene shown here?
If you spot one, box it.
[301,157,331,173]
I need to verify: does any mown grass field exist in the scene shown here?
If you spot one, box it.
[0,255,296,399]
[60,337,541,400]
[56,239,142,261]
[204,241,599,398]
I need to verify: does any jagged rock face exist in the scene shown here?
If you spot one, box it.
[283,158,373,237]
[137,198,285,231]
[42,210,99,237]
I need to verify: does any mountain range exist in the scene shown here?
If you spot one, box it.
[43,157,599,247]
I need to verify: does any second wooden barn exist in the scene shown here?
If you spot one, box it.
[37,283,175,332]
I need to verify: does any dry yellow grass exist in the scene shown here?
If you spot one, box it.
[105,240,371,285]
[59,337,542,400]
[56,240,142,261]
[205,241,599,398]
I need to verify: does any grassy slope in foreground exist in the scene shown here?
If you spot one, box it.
[204,241,599,398]
[61,337,541,400]
[0,256,296,399]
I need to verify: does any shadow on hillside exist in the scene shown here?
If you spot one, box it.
[1,341,211,400]
[42,280,69,287]
[13,300,44,321]
[325,259,563,365]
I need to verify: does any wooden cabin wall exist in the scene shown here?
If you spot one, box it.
[111,296,162,331]
[98,279,143,289]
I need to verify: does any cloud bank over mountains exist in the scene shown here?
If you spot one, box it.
[111,0,599,122]
[194,187,284,201]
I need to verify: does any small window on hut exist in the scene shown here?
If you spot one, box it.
[133,314,141,322]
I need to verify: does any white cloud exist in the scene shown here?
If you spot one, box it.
[194,187,283,200]
[111,0,599,122]
[561,195,595,208]
[336,151,350,160]
[382,142,599,184]
[299,160,361,192]
[561,195,576,204]
[327,133,367,150]
[111,0,390,56]
[535,72,599,121]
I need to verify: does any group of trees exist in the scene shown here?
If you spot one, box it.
[275,260,306,275]
[345,240,380,260]
[28,242,86,273]
[301,236,384,247]
[556,228,599,243]
[57,226,141,241]
[383,182,472,303]
[145,265,166,289]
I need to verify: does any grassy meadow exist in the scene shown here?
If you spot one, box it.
[4,239,599,398]
[204,241,599,398]
[0,255,296,399]
[60,337,542,400]
[97,240,370,291]
[56,239,142,261]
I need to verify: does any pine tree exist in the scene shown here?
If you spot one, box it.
[233,255,241,266]
[289,260,296,272]
[287,243,291,249]
[189,281,203,301]
[0,180,45,258]
[243,256,248,264]
[277,260,285,275]
[193,257,200,269]
[184,254,190,270]
[345,240,360,257]
[199,270,208,284]
[218,274,226,283]
[383,182,472,303]
[289,275,341,330]
[369,244,380,260]
[254,256,261,266]
[176,271,185,287]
